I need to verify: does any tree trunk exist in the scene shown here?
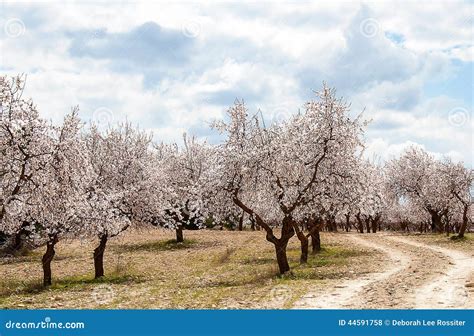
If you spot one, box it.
[238,212,244,231]
[11,230,25,251]
[94,234,108,278]
[275,242,290,274]
[457,206,469,239]
[176,226,184,242]
[250,216,255,231]
[365,218,371,233]
[311,229,321,253]
[371,216,379,233]
[4,221,30,254]
[430,212,443,233]
[356,213,364,233]
[248,214,259,230]
[271,218,294,274]
[328,218,337,232]
[345,213,350,232]
[296,231,308,263]
[42,235,58,286]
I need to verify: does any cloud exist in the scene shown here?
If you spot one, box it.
[0,1,471,167]
[68,22,195,76]
[300,5,426,97]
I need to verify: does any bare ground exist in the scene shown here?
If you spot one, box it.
[1,230,472,309]
[0,229,375,309]
[294,232,474,309]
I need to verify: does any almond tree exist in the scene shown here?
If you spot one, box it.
[83,123,155,278]
[440,160,473,238]
[213,85,365,274]
[387,147,451,233]
[293,171,353,262]
[157,134,215,242]
[207,182,245,230]
[354,161,387,233]
[338,173,363,232]
[26,111,89,286]
[0,76,53,254]
[386,199,430,232]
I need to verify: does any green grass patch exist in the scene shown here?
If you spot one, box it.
[0,272,142,298]
[113,239,197,253]
[448,233,472,241]
[239,257,275,265]
[418,232,473,246]
[282,245,371,280]
[50,273,142,289]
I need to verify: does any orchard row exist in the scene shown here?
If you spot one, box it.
[1,75,472,285]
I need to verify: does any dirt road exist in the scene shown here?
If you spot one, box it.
[293,233,474,309]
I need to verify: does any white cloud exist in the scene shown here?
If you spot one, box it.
[0,1,471,165]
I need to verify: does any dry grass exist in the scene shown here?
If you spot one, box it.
[0,229,377,309]
[403,232,474,254]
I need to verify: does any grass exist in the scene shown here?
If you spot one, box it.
[113,238,198,253]
[215,247,237,265]
[287,246,369,277]
[409,232,474,253]
[0,229,377,309]
[0,272,139,296]
[449,233,472,241]
[272,245,374,307]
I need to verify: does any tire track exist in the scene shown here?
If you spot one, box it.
[293,234,411,309]
[386,236,473,309]
[294,233,473,309]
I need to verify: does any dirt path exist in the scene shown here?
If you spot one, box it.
[388,236,473,308]
[293,233,473,309]
[293,234,412,308]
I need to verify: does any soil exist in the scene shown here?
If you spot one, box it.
[293,232,474,309]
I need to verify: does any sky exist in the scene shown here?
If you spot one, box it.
[0,1,472,166]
